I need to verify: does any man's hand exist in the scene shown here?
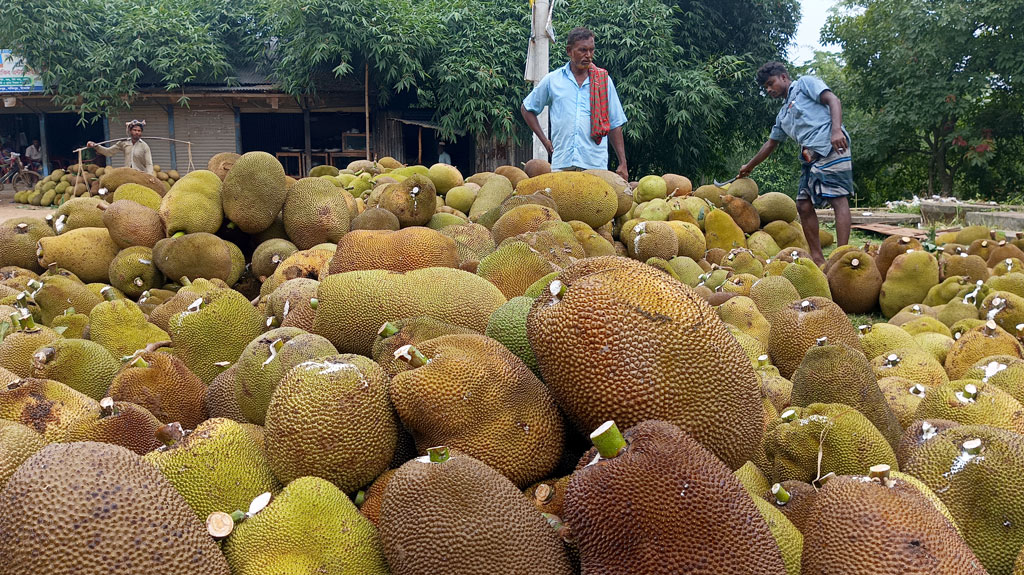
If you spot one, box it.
[86,141,96,148]
[831,129,848,154]
[615,163,628,182]
[542,137,553,157]
[738,163,753,179]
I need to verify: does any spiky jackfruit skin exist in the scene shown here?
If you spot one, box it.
[259,247,333,296]
[527,256,763,469]
[222,151,288,234]
[827,251,882,313]
[753,192,798,223]
[251,238,298,281]
[152,232,232,282]
[801,474,985,575]
[491,204,563,245]
[107,246,162,298]
[156,170,224,235]
[29,339,118,400]
[312,268,506,356]
[223,476,389,575]
[107,352,207,429]
[28,275,101,327]
[913,379,1024,433]
[36,227,119,284]
[389,334,564,488]
[513,172,618,229]
[904,425,1024,575]
[234,328,338,425]
[370,317,478,377]
[0,219,53,272]
[476,240,559,299]
[111,182,162,209]
[98,166,168,197]
[146,417,281,520]
[102,200,165,249]
[264,354,396,492]
[0,442,231,575]
[858,322,918,360]
[765,403,898,483]
[945,322,1024,380]
[378,174,437,228]
[439,222,496,269]
[207,152,239,180]
[264,278,318,331]
[283,177,352,249]
[0,420,47,488]
[329,227,457,274]
[962,357,1024,404]
[53,197,104,234]
[980,290,1024,336]
[381,449,572,575]
[767,297,863,379]
[749,275,800,324]
[88,298,170,359]
[63,400,163,455]
[750,497,802,575]
[792,342,904,447]
[205,364,247,422]
[563,420,786,575]
[0,324,61,378]
[0,378,99,442]
[880,251,940,318]
[168,288,265,384]
[486,296,540,376]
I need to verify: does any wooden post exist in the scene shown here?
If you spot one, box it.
[303,104,311,176]
[365,62,371,161]
[418,126,423,165]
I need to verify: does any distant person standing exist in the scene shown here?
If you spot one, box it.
[438,142,452,165]
[738,61,852,266]
[88,119,154,175]
[520,26,628,180]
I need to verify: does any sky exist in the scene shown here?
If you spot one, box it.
[790,0,841,64]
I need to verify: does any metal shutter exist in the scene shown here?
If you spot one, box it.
[173,104,236,174]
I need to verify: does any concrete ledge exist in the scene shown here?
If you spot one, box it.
[919,200,999,223]
[965,211,1024,232]
[815,209,922,226]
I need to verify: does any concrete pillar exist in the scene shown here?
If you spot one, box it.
[37,113,49,176]
[166,104,177,171]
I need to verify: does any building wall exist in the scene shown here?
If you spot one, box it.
[108,104,172,171]
[172,104,236,172]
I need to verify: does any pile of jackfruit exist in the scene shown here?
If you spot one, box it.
[13,163,178,207]
[0,152,1022,575]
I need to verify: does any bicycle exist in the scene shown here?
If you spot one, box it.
[0,153,42,193]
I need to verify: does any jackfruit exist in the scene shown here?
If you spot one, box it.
[527,256,763,469]
[371,316,479,377]
[767,297,862,378]
[704,208,747,250]
[389,334,564,487]
[514,171,618,229]
[626,220,679,261]
[0,442,231,575]
[52,197,104,234]
[800,471,985,575]
[0,378,100,441]
[486,296,540,375]
[329,227,457,274]
[988,272,1024,297]
[765,403,898,483]
[748,230,783,259]
[792,340,904,446]
[168,287,265,384]
[380,447,572,574]
[378,174,437,228]
[107,246,162,298]
[29,339,118,400]
[946,321,1024,379]
[111,182,162,208]
[222,475,388,575]
[101,199,164,249]
[159,170,223,235]
[749,275,801,323]
[36,227,119,283]
[562,420,786,574]
[962,357,1024,404]
[88,297,170,358]
[924,275,971,306]
[763,219,808,250]
[260,247,333,295]
[913,331,955,363]
[222,151,288,233]
[0,419,47,490]
[782,256,831,299]
[827,251,881,313]
[108,351,207,428]
[29,274,102,325]
[234,328,337,425]
[942,252,990,283]
[879,250,940,318]
[903,425,1024,575]
[753,192,798,223]
[64,398,163,454]
[721,194,761,234]
[718,295,771,344]
[914,378,1024,433]
[151,232,232,282]
[98,166,167,196]
[283,177,352,249]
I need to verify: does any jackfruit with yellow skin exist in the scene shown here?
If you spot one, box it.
[750,497,803,575]
[568,220,616,257]
[735,460,773,495]
[791,340,904,447]
[445,185,478,214]
[879,250,940,318]
[52,197,104,234]
[168,288,265,384]
[913,331,955,363]
[903,425,1024,575]
[0,378,100,441]
[88,297,170,359]
[703,208,747,251]
[111,182,162,209]
[762,220,808,250]
[913,378,1024,433]
[747,230,783,259]
[377,174,437,228]
[491,204,562,245]
[264,354,397,492]
[63,399,163,454]
[158,170,223,235]
[749,275,800,324]
[527,256,763,469]
[222,151,288,234]
[857,322,919,360]
[234,327,338,425]
[753,192,797,223]
[329,227,457,274]
[871,345,950,389]
[514,171,618,229]
[35,227,119,284]
[765,403,899,483]
[29,339,119,400]
[152,232,232,283]
[312,267,505,356]
[0,419,47,488]
[46,309,88,339]
[145,417,281,520]
[108,351,207,429]
[767,297,862,379]
[781,257,831,299]
[146,278,222,331]
[667,256,705,286]
[945,321,1024,380]
[721,248,763,275]
[283,177,352,249]
[717,296,770,345]
[438,222,496,270]
[107,246,162,299]
[876,235,922,279]
[900,315,953,338]
[987,272,1024,298]
[222,475,389,575]
[389,334,564,488]
[626,220,679,261]
[962,357,1024,404]
[475,240,559,299]
[0,317,61,378]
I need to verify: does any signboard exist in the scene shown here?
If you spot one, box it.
[1,50,44,93]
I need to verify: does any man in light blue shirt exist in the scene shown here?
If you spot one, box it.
[739,61,853,266]
[521,27,629,180]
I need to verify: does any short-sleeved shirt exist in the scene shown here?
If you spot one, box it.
[95,139,154,174]
[523,62,627,171]
[769,75,843,157]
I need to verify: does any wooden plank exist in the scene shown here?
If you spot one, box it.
[852,223,961,239]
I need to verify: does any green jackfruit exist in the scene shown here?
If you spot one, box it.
[168,288,265,384]
[222,151,288,234]
[29,339,119,400]
[88,297,170,359]
[152,232,232,282]
[486,296,540,376]
[283,177,352,249]
[0,378,99,441]
[880,250,940,318]
[36,227,119,283]
[0,420,47,489]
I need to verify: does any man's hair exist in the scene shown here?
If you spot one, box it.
[756,61,789,87]
[566,27,595,48]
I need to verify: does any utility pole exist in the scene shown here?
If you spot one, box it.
[525,0,553,162]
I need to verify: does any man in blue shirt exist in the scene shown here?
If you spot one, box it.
[521,27,629,180]
[739,61,852,266]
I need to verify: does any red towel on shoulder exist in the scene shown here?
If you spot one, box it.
[589,64,610,145]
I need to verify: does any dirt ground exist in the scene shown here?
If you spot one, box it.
[0,183,55,224]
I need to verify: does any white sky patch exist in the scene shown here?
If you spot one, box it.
[789,0,842,64]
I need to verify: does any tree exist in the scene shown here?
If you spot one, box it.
[824,0,1024,197]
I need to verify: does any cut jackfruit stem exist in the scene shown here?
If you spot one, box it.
[858,324,872,335]
[427,445,451,463]
[816,337,828,346]
[354,490,366,507]
[590,420,626,459]
[226,222,237,230]
[32,347,54,366]
[100,286,117,301]
[780,409,798,422]
[179,276,192,286]
[99,397,116,417]
[309,298,319,310]
[156,422,185,447]
[963,438,982,455]
[850,258,860,267]
[771,483,790,505]
[757,354,770,368]
[18,313,35,330]
[130,356,150,369]
[134,277,145,287]
[266,316,279,328]
[984,320,998,335]
[799,300,813,311]
[7,312,21,331]
[394,344,429,368]
[549,279,567,300]
[869,464,891,481]
[534,483,555,505]
[378,322,400,338]
[95,202,108,211]
[961,384,978,400]
[206,510,245,539]
[144,340,171,354]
